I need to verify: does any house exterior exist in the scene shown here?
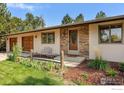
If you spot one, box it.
[6,15,124,62]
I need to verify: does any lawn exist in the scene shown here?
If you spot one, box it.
[0,60,63,85]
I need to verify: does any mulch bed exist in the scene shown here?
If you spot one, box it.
[63,60,124,85]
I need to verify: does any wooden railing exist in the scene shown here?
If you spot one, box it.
[30,49,65,71]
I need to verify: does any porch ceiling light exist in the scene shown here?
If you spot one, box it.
[35,35,37,38]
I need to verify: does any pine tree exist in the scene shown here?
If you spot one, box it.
[61,14,73,24]
[0,3,11,51]
[95,11,107,19]
[75,13,84,23]
[24,13,45,30]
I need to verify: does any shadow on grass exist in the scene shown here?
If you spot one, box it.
[6,76,63,85]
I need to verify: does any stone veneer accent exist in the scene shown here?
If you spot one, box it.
[60,27,69,54]
[60,24,89,58]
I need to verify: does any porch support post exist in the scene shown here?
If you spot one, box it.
[30,49,33,61]
[60,50,64,71]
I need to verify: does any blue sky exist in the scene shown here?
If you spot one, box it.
[7,3,124,26]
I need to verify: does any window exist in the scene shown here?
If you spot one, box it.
[99,26,110,43]
[99,24,122,43]
[111,25,122,43]
[42,32,55,44]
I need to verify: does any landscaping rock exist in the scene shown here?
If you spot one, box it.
[100,77,106,85]
[119,71,124,76]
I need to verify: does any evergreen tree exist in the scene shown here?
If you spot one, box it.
[0,3,11,51]
[10,16,24,32]
[95,11,107,19]
[0,3,11,34]
[61,14,73,24]
[24,13,45,30]
[75,13,84,23]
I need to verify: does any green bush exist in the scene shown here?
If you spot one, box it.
[19,58,60,71]
[8,44,21,62]
[73,80,83,85]
[8,53,14,61]
[106,68,117,77]
[81,72,88,80]
[119,63,124,72]
[88,57,108,70]
[72,80,88,85]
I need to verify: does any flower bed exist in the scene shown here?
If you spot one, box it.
[63,60,124,85]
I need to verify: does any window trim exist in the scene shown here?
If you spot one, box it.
[41,32,55,44]
[98,23,123,44]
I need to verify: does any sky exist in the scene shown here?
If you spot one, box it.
[7,3,124,26]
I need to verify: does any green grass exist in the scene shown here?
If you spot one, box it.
[0,60,63,85]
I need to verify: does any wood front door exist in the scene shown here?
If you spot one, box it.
[69,30,78,50]
[10,38,17,51]
[22,36,33,51]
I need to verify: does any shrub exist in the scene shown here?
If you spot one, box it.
[19,58,60,71]
[73,80,83,85]
[88,57,108,70]
[106,68,117,77]
[72,79,88,85]
[119,63,124,72]
[19,58,31,67]
[8,44,21,62]
[8,53,14,61]
[42,61,55,71]
[81,72,88,80]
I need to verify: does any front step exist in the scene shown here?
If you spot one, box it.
[64,61,83,67]
[68,50,79,55]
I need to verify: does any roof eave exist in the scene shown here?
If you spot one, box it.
[5,14,124,37]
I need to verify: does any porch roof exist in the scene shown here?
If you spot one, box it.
[4,14,124,36]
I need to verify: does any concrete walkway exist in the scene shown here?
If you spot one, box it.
[33,56,85,67]
[54,55,85,62]
[0,53,7,61]
[54,55,85,67]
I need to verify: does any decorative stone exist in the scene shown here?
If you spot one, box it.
[100,77,106,85]
[119,71,124,76]
[60,25,89,58]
